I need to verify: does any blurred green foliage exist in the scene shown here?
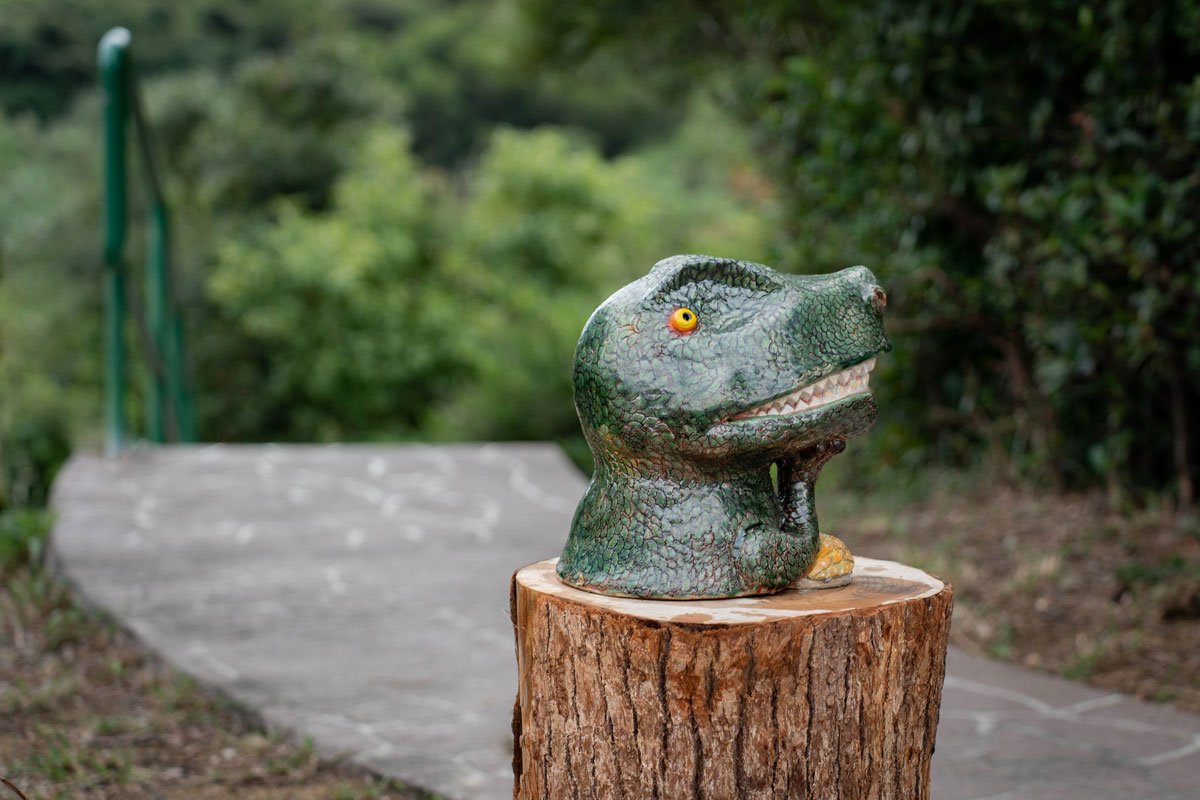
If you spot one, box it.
[0,0,774,506]
[208,114,773,444]
[207,128,451,440]
[3,0,1195,511]
[522,0,1200,503]
[0,510,51,572]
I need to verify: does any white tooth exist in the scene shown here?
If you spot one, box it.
[733,364,882,422]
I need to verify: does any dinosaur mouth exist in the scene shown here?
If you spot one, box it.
[730,358,876,421]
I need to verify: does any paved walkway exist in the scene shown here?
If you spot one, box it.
[50,445,1200,800]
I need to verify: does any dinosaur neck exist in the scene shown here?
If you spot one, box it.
[591,453,778,528]
[589,439,844,541]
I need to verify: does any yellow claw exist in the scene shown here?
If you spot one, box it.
[797,533,854,589]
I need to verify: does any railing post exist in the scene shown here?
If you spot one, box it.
[99,25,196,448]
[99,28,131,455]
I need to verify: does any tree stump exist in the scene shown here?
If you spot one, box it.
[511,556,953,800]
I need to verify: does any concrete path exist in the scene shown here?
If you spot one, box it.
[50,445,1200,800]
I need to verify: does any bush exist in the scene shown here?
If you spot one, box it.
[207,129,457,441]
[209,119,776,446]
[520,0,1200,502]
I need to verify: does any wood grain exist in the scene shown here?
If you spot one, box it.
[511,557,953,800]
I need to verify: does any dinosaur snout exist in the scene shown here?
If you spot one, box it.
[784,265,890,365]
[836,265,887,315]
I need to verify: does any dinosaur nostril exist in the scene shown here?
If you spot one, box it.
[869,286,887,312]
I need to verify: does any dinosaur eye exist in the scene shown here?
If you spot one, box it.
[669,307,698,333]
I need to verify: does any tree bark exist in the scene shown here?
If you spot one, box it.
[511,557,953,800]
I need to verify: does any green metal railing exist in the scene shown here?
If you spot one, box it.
[99,27,195,454]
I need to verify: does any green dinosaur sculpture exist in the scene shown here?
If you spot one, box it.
[557,255,890,599]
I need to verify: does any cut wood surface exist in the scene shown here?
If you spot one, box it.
[511,556,953,800]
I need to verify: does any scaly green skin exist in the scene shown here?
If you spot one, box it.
[557,255,890,599]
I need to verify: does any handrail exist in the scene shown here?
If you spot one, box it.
[99,28,195,454]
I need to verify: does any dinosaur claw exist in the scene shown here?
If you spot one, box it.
[795,533,854,590]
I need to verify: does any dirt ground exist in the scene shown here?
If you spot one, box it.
[829,481,1200,712]
[0,564,433,800]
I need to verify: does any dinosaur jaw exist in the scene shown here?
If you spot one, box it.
[729,358,877,421]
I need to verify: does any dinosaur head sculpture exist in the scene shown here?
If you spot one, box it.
[558,255,890,599]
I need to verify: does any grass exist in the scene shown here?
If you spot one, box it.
[0,510,434,800]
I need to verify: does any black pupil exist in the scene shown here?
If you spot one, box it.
[682,312,692,320]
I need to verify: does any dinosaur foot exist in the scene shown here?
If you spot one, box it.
[795,533,854,590]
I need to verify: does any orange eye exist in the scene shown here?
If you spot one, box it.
[669,307,698,333]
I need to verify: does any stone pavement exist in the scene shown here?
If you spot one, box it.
[50,445,1200,800]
